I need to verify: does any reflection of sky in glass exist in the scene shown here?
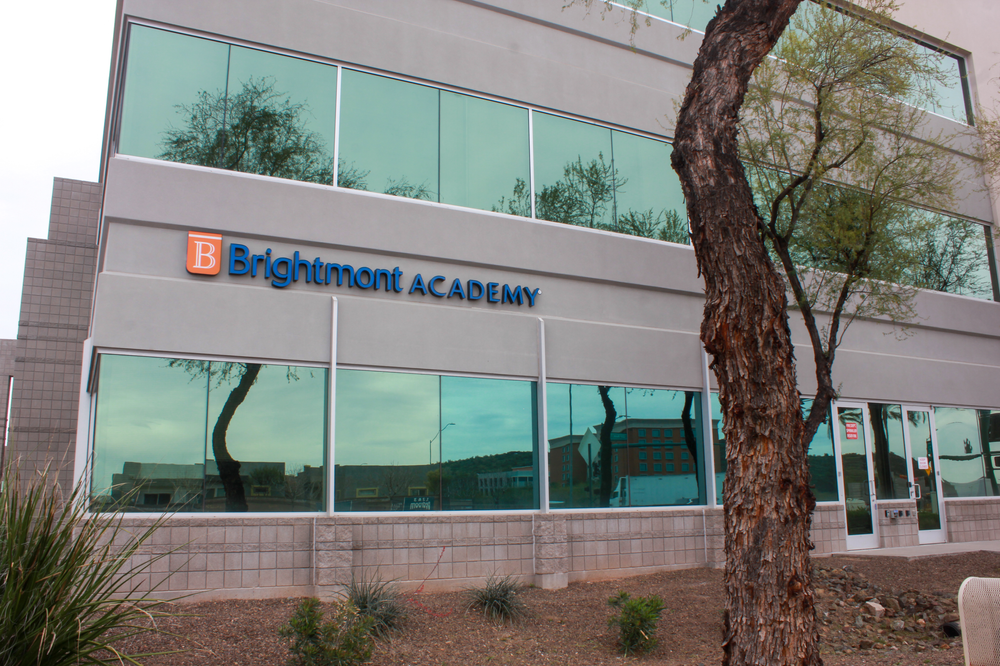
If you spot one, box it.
[915,49,967,123]
[335,369,439,466]
[227,46,339,169]
[570,385,625,436]
[440,92,529,212]
[118,27,230,160]
[611,130,685,224]
[91,357,328,498]
[632,0,716,32]
[207,364,327,473]
[335,370,536,466]
[935,407,990,496]
[440,376,535,460]
[92,355,208,495]
[623,387,690,420]
[339,70,439,197]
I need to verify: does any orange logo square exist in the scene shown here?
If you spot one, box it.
[186,232,222,275]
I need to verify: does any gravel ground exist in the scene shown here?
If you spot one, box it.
[122,550,1000,665]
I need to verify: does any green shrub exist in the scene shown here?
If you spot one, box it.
[344,570,408,638]
[0,462,175,666]
[607,590,665,655]
[279,598,375,666]
[466,572,528,624]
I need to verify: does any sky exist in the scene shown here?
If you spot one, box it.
[0,2,117,340]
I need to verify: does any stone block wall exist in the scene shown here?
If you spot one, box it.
[875,500,919,548]
[126,517,316,601]
[945,498,1000,542]
[810,504,847,554]
[8,178,100,491]
[338,514,537,592]
[564,509,723,582]
[123,509,731,600]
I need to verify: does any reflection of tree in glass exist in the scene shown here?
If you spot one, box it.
[167,361,305,512]
[540,154,620,229]
[249,465,284,488]
[597,385,617,506]
[617,209,690,244]
[168,361,261,512]
[493,155,688,243]
[336,163,433,201]
[159,76,333,183]
[907,217,988,297]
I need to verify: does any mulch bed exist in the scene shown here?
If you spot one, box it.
[123,550,1000,665]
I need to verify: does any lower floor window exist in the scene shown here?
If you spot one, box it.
[91,354,328,512]
[333,369,538,511]
[89,353,1000,514]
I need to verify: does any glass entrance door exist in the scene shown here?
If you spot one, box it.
[837,403,880,550]
[902,407,947,544]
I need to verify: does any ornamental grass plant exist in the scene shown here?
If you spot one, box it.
[0,461,177,666]
[344,569,408,638]
[466,572,529,625]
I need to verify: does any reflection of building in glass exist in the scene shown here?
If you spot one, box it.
[477,466,533,493]
[105,461,324,512]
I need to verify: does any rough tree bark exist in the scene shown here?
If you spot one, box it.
[669,1,820,665]
[212,362,262,512]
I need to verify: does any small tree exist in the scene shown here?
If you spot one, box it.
[740,0,963,435]
[575,0,976,663]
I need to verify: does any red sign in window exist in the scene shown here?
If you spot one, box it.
[845,422,858,440]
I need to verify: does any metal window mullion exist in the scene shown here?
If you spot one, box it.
[326,297,338,516]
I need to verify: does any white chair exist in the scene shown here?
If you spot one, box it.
[959,577,1000,666]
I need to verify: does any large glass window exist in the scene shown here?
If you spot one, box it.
[906,216,997,301]
[337,71,439,199]
[547,383,704,508]
[219,46,338,181]
[91,355,328,512]
[532,113,615,230]
[440,92,530,212]
[610,130,689,243]
[787,1,971,125]
[532,113,688,243]
[334,369,538,511]
[116,24,995,290]
[118,26,339,184]
[712,395,839,504]
[118,27,230,161]
[869,403,909,500]
[935,407,996,498]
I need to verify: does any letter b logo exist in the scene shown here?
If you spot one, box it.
[186,231,222,275]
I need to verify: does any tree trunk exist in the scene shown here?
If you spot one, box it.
[670,1,820,665]
[597,385,617,506]
[212,363,262,512]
